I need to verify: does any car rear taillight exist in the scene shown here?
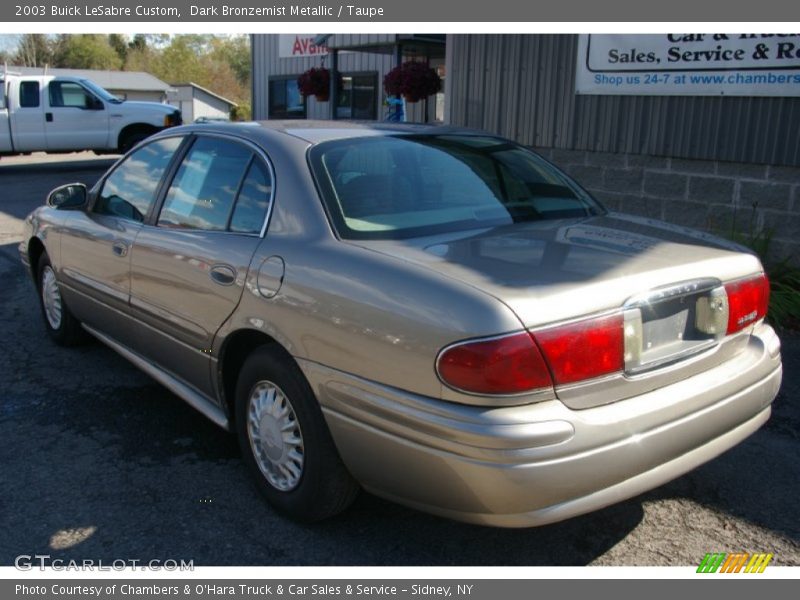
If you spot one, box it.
[725,273,770,335]
[535,314,625,385]
[437,314,626,396]
[436,332,553,395]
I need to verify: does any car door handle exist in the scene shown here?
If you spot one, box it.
[209,265,236,286]
[112,242,128,257]
[46,112,53,122]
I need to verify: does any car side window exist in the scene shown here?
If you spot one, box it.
[158,137,253,231]
[95,137,182,222]
[49,81,96,109]
[19,81,40,108]
[230,160,272,234]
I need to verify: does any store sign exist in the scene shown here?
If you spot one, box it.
[576,34,800,96]
[278,34,329,58]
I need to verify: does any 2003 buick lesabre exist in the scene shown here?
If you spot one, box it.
[20,121,782,526]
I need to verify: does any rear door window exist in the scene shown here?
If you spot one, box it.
[229,160,272,234]
[158,137,271,233]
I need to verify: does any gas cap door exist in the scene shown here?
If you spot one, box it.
[257,256,285,298]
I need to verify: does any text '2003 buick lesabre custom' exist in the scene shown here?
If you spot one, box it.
[20,121,781,526]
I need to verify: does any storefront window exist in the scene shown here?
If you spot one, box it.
[336,73,378,120]
[269,77,305,119]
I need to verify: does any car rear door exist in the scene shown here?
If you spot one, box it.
[0,77,12,152]
[128,134,273,397]
[8,79,47,152]
[57,136,185,347]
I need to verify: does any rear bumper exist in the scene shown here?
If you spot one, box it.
[300,324,782,527]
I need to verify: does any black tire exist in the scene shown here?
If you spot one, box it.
[235,346,360,522]
[36,254,85,346]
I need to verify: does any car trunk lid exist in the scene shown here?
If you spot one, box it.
[350,213,765,408]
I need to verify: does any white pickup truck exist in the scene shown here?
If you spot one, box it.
[1,72,182,156]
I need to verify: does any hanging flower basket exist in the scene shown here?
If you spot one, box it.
[298,67,331,101]
[383,62,442,103]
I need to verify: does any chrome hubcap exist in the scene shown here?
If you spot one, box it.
[246,380,304,492]
[41,266,63,330]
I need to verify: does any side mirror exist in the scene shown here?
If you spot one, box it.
[47,183,87,210]
[91,97,104,110]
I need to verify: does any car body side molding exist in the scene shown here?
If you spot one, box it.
[82,324,230,430]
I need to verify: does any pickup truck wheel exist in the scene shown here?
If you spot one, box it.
[235,347,360,521]
[118,131,150,154]
[37,255,84,346]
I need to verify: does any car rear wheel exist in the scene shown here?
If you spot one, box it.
[235,346,360,521]
[37,254,84,346]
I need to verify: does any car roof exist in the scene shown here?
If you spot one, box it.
[180,119,489,145]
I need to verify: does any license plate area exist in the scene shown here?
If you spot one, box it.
[624,278,728,374]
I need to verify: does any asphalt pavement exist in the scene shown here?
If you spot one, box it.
[0,153,798,566]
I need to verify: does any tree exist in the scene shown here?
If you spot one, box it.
[210,36,250,87]
[129,34,148,52]
[132,35,250,107]
[122,34,251,119]
[13,34,55,68]
[123,45,157,73]
[108,34,129,64]
[53,35,122,70]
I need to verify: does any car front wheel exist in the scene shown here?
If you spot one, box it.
[235,346,360,521]
[37,254,84,346]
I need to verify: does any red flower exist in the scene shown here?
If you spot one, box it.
[383,62,442,102]
[297,67,331,99]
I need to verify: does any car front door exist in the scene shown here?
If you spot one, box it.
[57,136,184,346]
[45,80,109,150]
[128,135,273,398]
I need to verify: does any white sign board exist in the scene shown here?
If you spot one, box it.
[278,34,330,58]
[576,34,800,96]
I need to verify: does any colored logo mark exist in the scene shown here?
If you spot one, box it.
[697,553,773,573]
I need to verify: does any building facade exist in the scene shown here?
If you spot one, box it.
[251,34,800,263]
[166,83,237,122]
[251,34,445,124]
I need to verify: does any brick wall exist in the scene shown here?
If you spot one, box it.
[536,148,800,265]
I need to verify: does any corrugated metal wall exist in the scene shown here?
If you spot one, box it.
[446,35,800,167]
[251,35,431,123]
[327,34,398,49]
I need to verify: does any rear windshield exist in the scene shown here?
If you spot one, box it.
[309,134,603,240]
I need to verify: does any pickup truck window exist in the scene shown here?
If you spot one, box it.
[49,81,96,109]
[19,81,40,108]
[95,137,182,222]
[81,79,122,104]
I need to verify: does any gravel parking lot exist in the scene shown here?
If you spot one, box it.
[1,154,798,566]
